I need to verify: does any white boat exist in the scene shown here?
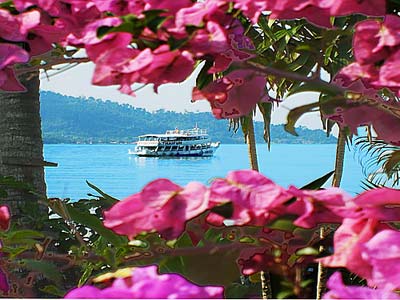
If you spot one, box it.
[129,127,220,157]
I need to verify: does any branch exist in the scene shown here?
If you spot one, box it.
[244,60,345,95]
[123,241,252,264]
[15,57,90,75]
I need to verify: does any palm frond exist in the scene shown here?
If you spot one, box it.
[354,136,400,187]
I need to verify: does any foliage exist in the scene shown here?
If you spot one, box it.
[1,0,400,298]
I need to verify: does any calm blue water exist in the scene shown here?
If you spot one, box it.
[43,144,365,200]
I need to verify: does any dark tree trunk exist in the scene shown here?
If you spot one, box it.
[0,70,47,217]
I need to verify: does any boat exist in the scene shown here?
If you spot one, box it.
[129,127,220,157]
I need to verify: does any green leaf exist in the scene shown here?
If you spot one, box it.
[266,216,298,232]
[287,82,339,97]
[257,102,273,149]
[78,264,94,287]
[159,245,241,286]
[300,170,335,190]
[22,259,63,285]
[40,285,65,297]
[295,247,319,256]
[210,202,233,219]
[64,203,127,246]
[86,181,119,206]
[195,61,214,90]
[7,229,44,240]
[96,26,113,38]
[284,102,320,136]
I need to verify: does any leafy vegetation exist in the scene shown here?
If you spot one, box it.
[40,91,337,144]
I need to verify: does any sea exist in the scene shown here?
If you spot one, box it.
[44,143,367,200]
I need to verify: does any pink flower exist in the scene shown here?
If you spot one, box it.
[318,218,391,280]
[374,49,400,93]
[187,21,230,57]
[192,69,268,119]
[175,0,220,30]
[361,230,400,290]
[267,0,333,28]
[352,188,400,221]
[232,0,268,23]
[206,170,291,226]
[0,43,30,91]
[325,0,386,17]
[91,0,145,16]
[13,0,59,14]
[0,206,10,231]
[323,272,400,299]
[93,44,195,95]
[327,73,400,146]
[0,9,41,41]
[353,19,390,65]
[65,265,224,299]
[103,179,211,240]
[0,267,9,293]
[285,187,356,228]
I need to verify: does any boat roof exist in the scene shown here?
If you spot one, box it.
[138,128,208,138]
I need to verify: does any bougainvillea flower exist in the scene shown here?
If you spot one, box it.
[65,265,224,299]
[0,44,30,91]
[103,179,211,240]
[285,187,356,228]
[66,17,123,48]
[12,0,59,14]
[193,69,268,119]
[0,206,10,231]
[232,0,269,23]
[325,0,386,17]
[0,267,9,293]
[323,272,400,299]
[353,19,390,65]
[91,0,145,16]
[327,72,400,146]
[265,0,333,28]
[318,218,391,280]
[187,21,230,57]
[352,188,400,221]
[175,0,220,29]
[206,170,292,226]
[374,49,400,93]
[361,229,400,290]
[0,8,41,41]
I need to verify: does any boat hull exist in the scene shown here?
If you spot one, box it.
[129,143,220,157]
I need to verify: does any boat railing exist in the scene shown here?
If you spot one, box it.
[165,128,208,135]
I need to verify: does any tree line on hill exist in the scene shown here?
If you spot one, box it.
[40,91,337,144]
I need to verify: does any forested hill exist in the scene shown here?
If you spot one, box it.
[40,91,337,144]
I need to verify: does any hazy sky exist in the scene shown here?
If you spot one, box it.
[40,62,325,130]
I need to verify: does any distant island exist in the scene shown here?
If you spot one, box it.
[40,91,337,144]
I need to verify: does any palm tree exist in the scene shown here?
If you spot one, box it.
[0,70,47,217]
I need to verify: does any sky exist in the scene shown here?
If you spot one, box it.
[40,62,326,130]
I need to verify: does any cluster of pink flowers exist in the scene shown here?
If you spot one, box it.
[233,0,386,27]
[0,206,10,294]
[103,170,400,296]
[1,0,393,120]
[65,265,224,299]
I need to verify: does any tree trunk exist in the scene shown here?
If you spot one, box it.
[244,115,272,299]
[0,70,47,217]
[245,115,259,171]
[316,128,346,300]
